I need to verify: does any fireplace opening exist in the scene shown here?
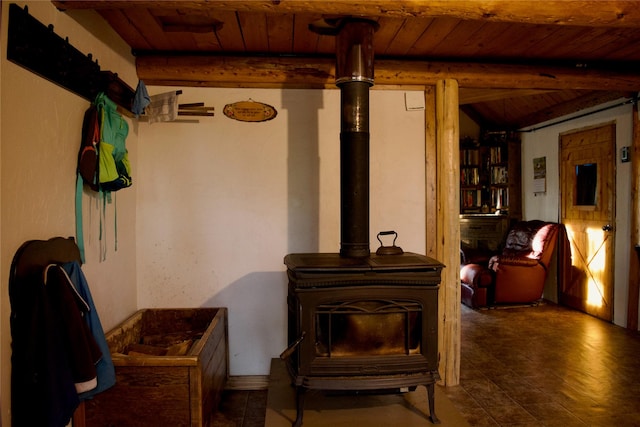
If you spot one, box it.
[315,299,422,357]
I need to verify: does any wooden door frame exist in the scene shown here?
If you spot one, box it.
[628,101,640,330]
[559,121,616,321]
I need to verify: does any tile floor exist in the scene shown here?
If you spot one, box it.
[212,302,640,426]
[211,388,268,427]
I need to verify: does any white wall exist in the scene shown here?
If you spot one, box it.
[136,88,427,375]
[1,2,139,425]
[521,99,634,327]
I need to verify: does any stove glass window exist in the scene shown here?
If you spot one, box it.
[315,299,422,357]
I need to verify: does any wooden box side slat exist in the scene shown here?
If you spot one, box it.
[140,308,220,336]
[111,354,199,367]
[84,366,191,427]
[189,309,228,426]
[188,307,225,356]
[104,310,144,354]
[200,340,228,421]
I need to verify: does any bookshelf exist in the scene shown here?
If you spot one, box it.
[459,132,521,221]
[460,141,483,212]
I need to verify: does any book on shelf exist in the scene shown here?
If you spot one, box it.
[462,189,482,209]
[461,149,480,166]
[461,167,480,185]
[491,166,508,184]
[489,146,504,164]
[491,188,509,209]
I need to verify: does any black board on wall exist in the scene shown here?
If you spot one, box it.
[7,3,135,114]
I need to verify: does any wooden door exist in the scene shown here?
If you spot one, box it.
[560,123,615,321]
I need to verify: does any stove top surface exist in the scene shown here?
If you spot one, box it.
[284,252,444,273]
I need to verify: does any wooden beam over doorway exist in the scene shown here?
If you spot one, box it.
[136,55,640,92]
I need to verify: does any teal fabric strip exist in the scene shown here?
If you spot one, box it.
[114,193,118,252]
[100,191,107,262]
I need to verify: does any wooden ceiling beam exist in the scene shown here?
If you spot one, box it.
[459,89,558,105]
[136,55,640,91]
[52,1,640,28]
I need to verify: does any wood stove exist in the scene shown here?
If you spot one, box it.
[281,17,444,426]
[283,251,443,426]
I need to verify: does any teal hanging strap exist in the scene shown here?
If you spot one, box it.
[100,190,108,262]
[114,193,118,252]
[75,174,86,263]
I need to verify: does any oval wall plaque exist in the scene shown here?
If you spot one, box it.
[223,100,277,122]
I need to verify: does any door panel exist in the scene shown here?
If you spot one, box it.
[560,123,615,321]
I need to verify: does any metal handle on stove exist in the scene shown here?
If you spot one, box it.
[280,331,306,360]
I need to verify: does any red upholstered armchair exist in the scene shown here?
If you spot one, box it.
[488,220,560,304]
[460,245,496,308]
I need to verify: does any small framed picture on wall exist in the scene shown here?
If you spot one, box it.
[533,157,546,194]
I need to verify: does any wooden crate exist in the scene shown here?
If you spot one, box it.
[84,308,228,427]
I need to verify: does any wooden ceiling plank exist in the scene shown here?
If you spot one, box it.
[511,98,547,123]
[542,27,612,59]
[152,10,200,51]
[507,97,536,121]
[52,1,640,28]
[459,89,557,105]
[237,12,268,52]
[315,33,336,56]
[425,19,486,57]
[210,10,245,52]
[384,17,433,56]
[191,32,222,51]
[591,30,640,60]
[466,102,508,128]
[480,23,556,59]
[164,31,197,52]
[526,26,595,59]
[176,7,225,50]
[374,16,408,55]
[515,90,628,128]
[543,89,591,106]
[266,13,295,54]
[457,21,512,58]
[124,8,178,50]
[292,14,323,54]
[135,55,640,91]
[527,92,570,111]
[408,17,462,56]
[97,9,153,51]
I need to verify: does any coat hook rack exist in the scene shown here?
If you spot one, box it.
[7,3,135,116]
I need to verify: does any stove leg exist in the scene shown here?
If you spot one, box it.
[293,386,305,427]
[426,383,440,424]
